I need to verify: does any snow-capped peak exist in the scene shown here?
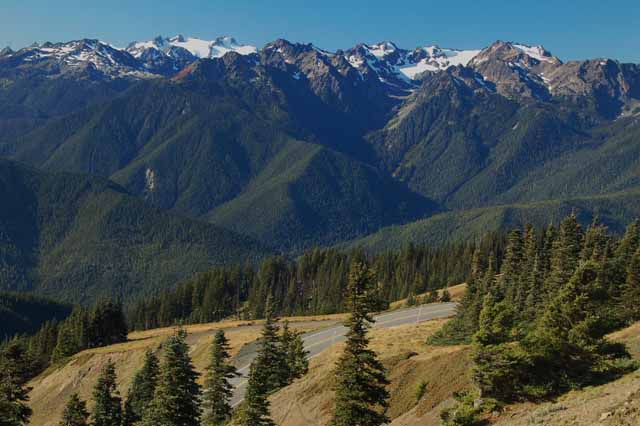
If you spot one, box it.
[366,41,399,58]
[512,43,555,63]
[127,35,257,59]
[12,39,151,78]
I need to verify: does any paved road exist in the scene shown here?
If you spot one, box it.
[229,302,457,407]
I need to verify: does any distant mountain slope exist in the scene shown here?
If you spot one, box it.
[1,35,639,254]
[0,292,72,337]
[347,189,640,252]
[0,159,270,303]
[208,140,437,251]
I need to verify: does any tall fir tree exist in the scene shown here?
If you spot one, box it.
[59,394,89,426]
[203,330,237,426]
[622,249,640,322]
[240,362,275,426]
[331,261,389,426]
[280,322,309,383]
[545,214,583,296]
[0,343,32,426]
[123,350,159,426]
[252,295,288,393]
[91,360,122,426]
[141,329,201,426]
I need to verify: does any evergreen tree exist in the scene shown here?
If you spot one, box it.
[91,360,122,426]
[280,322,309,382]
[331,261,389,426]
[622,249,640,322]
[203,330,237,426]
[59,394,89,426]
[141,329,201,426]
[0,343,32,426]
[525,261,628,391]
[251,295,288,393]
[240,362,274,426]
[545,214,583,295]
[123,350,159,426]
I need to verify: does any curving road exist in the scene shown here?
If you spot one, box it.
[229,302,457,407]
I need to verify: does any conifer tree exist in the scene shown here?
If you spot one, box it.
[0,343,32,426]
[280,322,309,382]
[240,362,274,426]
[203,330,237,426]
[59,394,89,426]
[141,329,201,426]
[123,350,159,426]
[91,360,122,426]
[251,295,288,393]
[331,261,389,426]
[525,261,627,390]
[622,249,640,322]
[545,214,583,295]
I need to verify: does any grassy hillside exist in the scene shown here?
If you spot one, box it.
[347,189,640,252]
[26,316,342,426]
[0,159,271,304]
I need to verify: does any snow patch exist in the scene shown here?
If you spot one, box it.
[513,43,553,63]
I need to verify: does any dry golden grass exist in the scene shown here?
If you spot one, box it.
[27,317,337,426]
[389,283,467,310]
[269,319,473,426]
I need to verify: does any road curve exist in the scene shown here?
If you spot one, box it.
[230,302,457,407]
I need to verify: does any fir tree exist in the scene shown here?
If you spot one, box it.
[59,394,89,426]
[141,329,201,426]
[280,322,308,382]
[240,362,274,426]
[91,360,122,426]
[622,249,640,322]
[203,330,237,426]
[123,350,159,426]
[251,295,288,393]
[331,261,389,426]
[0,343,32,426]
[545,214,583,295]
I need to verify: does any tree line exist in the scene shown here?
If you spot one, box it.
[0,300,128,384]
[1,259,393,426]
[129,238,504,331]
[437,215,640,424]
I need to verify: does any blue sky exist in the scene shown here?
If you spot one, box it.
[1,0,638,62]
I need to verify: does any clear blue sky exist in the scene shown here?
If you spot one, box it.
[1,0,638,62]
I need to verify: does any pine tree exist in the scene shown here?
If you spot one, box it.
[0,343,32,426]
[141,329,201,426]
[251,295,288,393]
[622,249,640,322]
[91,360,122,426]
[59,394,89,426]
[240,362,274,426]
[203,330,237,426]
[331,261,389,426]
[525,261,628,391]
[545,214,583,295]
[280,322,308,382]
[123,350,159,426]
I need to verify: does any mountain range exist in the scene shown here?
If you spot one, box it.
[1,34,639,302]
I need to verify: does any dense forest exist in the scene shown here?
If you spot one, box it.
[0,300,128,383]
[0,292,72,338]
[436,215,640,424]
[128,237,505,331]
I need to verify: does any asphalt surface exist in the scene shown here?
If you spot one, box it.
[229,302,457,407]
